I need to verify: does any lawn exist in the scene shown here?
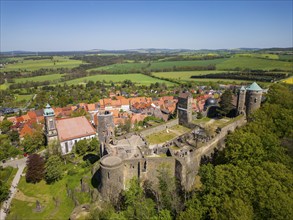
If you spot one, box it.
[146,125,190,144]
[63,73,175,86]
[15,94,33,102]
[216,56,293,71]
[7,162,94,220]
[1,56,83,72]
[14,73,64,83]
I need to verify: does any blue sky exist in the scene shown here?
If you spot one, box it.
[0,0,292,51]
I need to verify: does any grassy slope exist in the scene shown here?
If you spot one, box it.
[7,163,92,220]
[62,73,175,86]
[1,57,83,72]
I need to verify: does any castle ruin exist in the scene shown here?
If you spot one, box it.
[96,82,262,201]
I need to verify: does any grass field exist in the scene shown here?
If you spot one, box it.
[7,163,92,220]
[146,125,190,144]
[15,94,33,102]
[216,56,293,71]
[63,73,175,86]
[88,58,228,72]
[1,56,83,72]
[14,73,63,83]
[153,71,253,83]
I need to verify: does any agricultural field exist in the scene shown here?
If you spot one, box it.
[0,56,83,72]
[63,73,175,86]
[216,56,293,71]
[88,58,227,72]
[14,73,63,83]
[153,71,253,84]
[282,76,293,84]
[235,53,279,59]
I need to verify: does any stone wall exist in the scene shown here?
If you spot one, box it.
[123,157,176,189]
[182,116,247,190]
[140,118,179,137]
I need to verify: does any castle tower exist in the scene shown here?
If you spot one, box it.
[99,155,124,202]
[245,82,263,116]
[178,91,193,126]
[97,111,115,156]
[44,104,58,144]
[236,86,246,115]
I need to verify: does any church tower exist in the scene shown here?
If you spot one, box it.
[236,86,246,115]
[245,82,263,116]
[44,104,58,144]
[178,91,193,126]
[97,111,115,156]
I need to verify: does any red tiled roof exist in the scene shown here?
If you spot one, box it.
[20,124,33,138]
[56,116,96,142]
[87,104,96,111]
[27,111,37,119]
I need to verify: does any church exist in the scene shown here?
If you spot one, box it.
[44,104,96,155]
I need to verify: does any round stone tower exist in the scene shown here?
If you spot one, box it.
[236,86,246,115]
[245,82,263,116]
[97,111,115,156]
[99,155,124,201]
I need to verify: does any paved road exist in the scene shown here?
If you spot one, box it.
[0,157,27,220]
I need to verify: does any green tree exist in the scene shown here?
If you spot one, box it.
[217,89,233,117]
[0,119,13,134]
[75,139,88,155]
[26,154,45,183]
[89,138,99,152]
[0,183,9,202]
[157,164,181,215]
[122,177,156,220]
[45,155,63,184]
[0,134,20,161]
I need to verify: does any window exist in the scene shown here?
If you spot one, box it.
[49,119,54,130]
[107,172,110,179]
[142,161,147,172]
[254,98,257,103]
[65,142,69,153]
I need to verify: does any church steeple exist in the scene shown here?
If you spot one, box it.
[44,103,58,144]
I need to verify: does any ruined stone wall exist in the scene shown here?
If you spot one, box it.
[181,116,247,191]
[123,157,176,189]
[140,119,179,137]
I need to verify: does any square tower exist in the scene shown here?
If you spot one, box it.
[178,91,193,126]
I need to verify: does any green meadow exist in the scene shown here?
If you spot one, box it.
[216,56,293,71]
[63,73,175,86]
[153,70,226,80]
[88,58,228,72]
[14,73,63,83]
[1,56,83,72]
